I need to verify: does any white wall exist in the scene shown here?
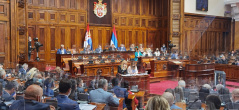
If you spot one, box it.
[184,0,229,16]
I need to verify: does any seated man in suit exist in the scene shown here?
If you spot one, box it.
[19,63,29,80]
[0,69,7,88]
[9,84,54,110]
[84,45,92,54]
[77,78,84,93]
[56,79,80,110]
[43,78,54,97]
[95,45,103,53]
[111,78,128,109]
[161,44,167,56]
[2,81,18,101]
[89,79,119,107]
[109,44,117,51]
[171,51,178,59]
[57,44,67,54]
[118,44,126,51]
[162,92,182,109]
[226,88,239,109]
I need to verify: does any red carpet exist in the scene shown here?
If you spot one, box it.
[150,80,239,95]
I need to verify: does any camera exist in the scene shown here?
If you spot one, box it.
[168,41,176,53]
[33,38,43,52]
[33,37,43,61]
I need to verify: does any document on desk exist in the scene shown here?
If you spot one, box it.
[121,73,148,77]
[79,104,96,110]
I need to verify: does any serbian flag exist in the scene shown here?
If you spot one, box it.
[84,24,92,50]
[110,26,118,48]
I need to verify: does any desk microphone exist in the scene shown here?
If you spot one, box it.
[187,99,199,109]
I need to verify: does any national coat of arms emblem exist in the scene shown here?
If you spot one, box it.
[94,0,107,18]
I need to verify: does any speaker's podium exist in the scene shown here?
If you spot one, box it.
[119,73,150,109]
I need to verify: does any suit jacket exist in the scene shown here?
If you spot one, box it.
[117,47,126,51]
[56,95,80,110]
[57,49,67,54]
[2,90,14,101]
[43,88,54,97]
[111,86,128,109]
[226,100,239,109]
[9,99,50,110]
[134,51,142,61]
[118,66,127,75]
[89,88,119,107]
[95,48,103,53]
[109,47,117,51]
[77,87,84,93]
[0,79,6,88]
[19,68,27,75]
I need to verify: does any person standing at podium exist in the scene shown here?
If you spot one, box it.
[127,61,138,74]
[118,60,128,75]
[134,47,142,61]
[57,44,67,54]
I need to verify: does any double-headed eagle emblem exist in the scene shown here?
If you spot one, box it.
[94,0,107,18]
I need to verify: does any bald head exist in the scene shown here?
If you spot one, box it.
[162,92,174,106]
[232,89,239,102]
[24,85,43,100]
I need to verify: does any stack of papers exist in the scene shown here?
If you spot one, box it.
[79,104,96,110]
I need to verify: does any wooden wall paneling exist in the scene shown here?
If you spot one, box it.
[50,26,56,62]
[17,0,170,65]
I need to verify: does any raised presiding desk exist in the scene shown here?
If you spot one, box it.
[56,51,135,68]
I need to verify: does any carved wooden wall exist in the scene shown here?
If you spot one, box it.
[0,0,17,68]
[182,13,232,58]
[17,0,170,65]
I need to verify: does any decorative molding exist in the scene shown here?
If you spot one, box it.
[173,14,181,19]
[172,32,180,36]
[18,26,26,35]
[18,0,25,8]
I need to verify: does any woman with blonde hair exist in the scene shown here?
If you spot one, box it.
[118,60,128,75]
[145,95,170,110]
[127,61,138,74]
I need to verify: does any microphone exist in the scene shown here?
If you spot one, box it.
[187,99,199,109]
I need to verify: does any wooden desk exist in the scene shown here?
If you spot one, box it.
[175,102,224,110]
[89,103,106,110]
[133,91,145,109]
[184,63,215,86]
[215,64,239,80]
[56,51,135,68]
[120,75,149,108]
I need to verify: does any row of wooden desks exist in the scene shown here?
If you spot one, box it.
[215,64,239,80]
[56,51,135,68]
[175,102,224,110]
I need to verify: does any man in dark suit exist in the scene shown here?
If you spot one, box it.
[2,81,18,101]
[109,44,117,51]
[95,45,103,53]
[9,84,54,110]
[57,44,67,54]
[117,44,126,51]
[226,88,239,109]
[56,79,80,110]
[19,63,29,80]
[111,78,128,109]
[89,79,119,108]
